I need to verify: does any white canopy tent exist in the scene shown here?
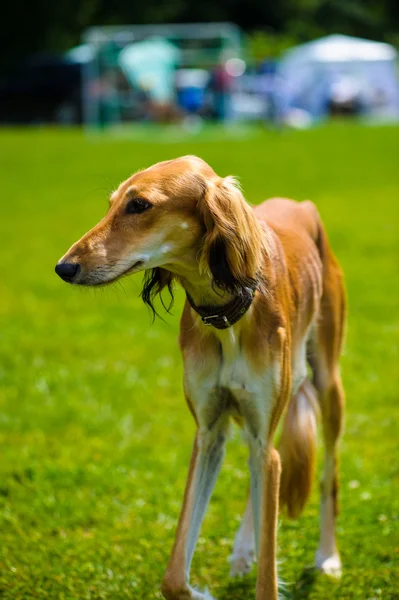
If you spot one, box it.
[278,35,399,121]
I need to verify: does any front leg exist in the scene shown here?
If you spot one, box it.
[249,444,281,600]
[162,419,228,600]
[246,326,291,600]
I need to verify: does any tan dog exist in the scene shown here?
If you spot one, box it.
[56,156,346,600]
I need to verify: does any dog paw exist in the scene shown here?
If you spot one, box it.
[315,551,342,578]
[229,547,256,577]
[191,587,217,600]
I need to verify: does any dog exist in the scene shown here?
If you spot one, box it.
[55,155,346,600]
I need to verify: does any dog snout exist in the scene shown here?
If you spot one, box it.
[55,262,81,282]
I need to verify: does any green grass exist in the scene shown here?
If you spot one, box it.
[0,124,398,600]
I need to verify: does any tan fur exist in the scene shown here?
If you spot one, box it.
[279,379,319,518]
[162,436,199,600]
[199,176,273,285]
[256,449,281,599]
[56,155,346,599]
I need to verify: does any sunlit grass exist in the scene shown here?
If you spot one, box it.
[0,123,398,599]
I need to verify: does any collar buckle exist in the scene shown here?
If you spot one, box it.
[202,314,231,327]
[202,314,221,326]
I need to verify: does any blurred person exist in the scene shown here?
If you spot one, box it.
[257,59,285,127]
[119,37,180,123]
[208,53,234,121]
[327,76,364,117]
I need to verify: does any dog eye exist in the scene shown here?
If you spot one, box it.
[125,198,152,215]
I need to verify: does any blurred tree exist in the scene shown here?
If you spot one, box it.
[1,0,398,75]
[0,0,100,73]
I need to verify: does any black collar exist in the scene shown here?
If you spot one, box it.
[186,287,256,330]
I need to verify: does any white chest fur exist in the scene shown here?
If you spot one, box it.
[185,329,279,440]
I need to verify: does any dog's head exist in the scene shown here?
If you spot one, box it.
[56,156,269,309]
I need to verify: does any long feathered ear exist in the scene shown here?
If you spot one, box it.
[199,176,272,294]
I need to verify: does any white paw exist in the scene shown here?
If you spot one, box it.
[315,551,342,578]
[229,547,256,577]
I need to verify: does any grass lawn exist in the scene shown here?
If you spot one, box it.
[0,124,398,600]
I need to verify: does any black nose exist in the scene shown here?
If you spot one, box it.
[55,262,80,282]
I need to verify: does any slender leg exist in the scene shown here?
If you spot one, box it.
[229,491,255,577]
[316,448,341,576]
[247,327,289,600]
[309,253,346,578]
[248,441,281,600]
[315,376,344,576]
[162,422,227,600]
[248,436,263,559]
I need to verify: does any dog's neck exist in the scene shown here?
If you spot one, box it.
[181,273,236,308]
[163,257,235,308]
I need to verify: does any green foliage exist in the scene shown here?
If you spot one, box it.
[248,31,298,61]
[0,124,398,599]
[1,0,399,73]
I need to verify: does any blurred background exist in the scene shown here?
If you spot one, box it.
[1,0,399,130]
[1,3,399,600]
